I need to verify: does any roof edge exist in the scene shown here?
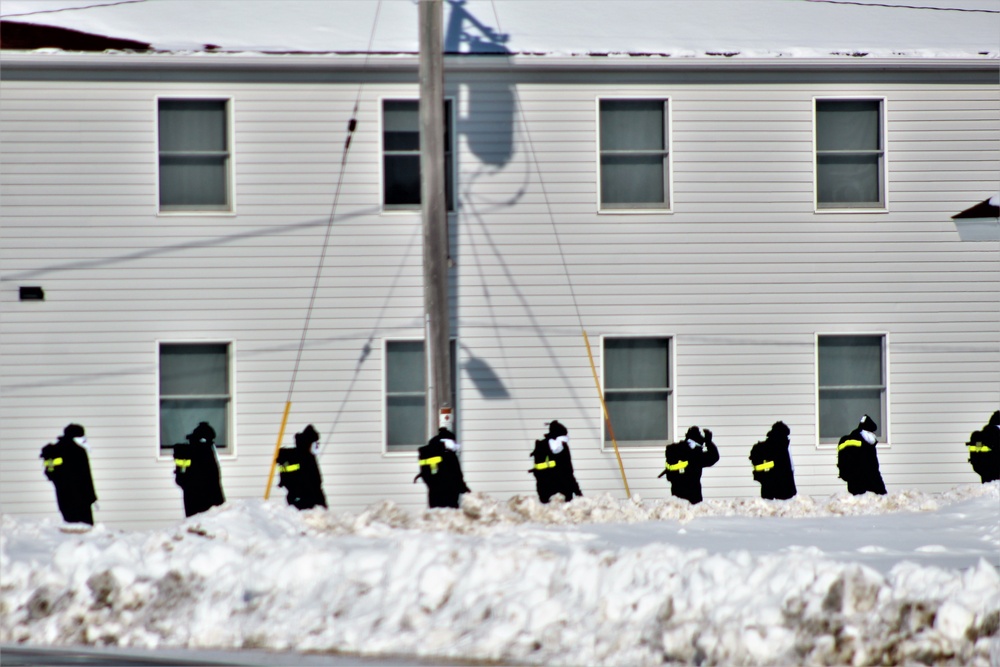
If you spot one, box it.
[1,51,997,73]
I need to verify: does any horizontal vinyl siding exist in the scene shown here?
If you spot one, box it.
[2,70,998,529]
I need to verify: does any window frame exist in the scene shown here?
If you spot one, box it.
[156,340,236,459]
[155,95,236,216]
[814,332,890,449]
[382,337,458,456]
[813,96,888,213]
[379,96,456,214]
[596,96,673,214]
[599,334,675,451]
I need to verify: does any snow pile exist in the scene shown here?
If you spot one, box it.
[2,486,999,666]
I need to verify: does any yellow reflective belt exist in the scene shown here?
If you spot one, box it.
[665,460,688,472]
[279,463,300,473]
[968,444,992,453]
[174,458,192,470]
[534,457,556,470]
[43,457,63,472]
[754,460,775,472]
[838,439,863,451]
[419,456,442,474]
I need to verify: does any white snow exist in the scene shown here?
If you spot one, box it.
[1,0,997,58]
[3,483,999,665]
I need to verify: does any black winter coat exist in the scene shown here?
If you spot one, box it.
[41,437,97,525]
[529,436,583,503]
[837,428,887,495]
[415,429,469,509]
[749,434,797,500]
[967,423,999,484]
[173,441,226,517]
[277,447,327,510]
[660,436,719,504]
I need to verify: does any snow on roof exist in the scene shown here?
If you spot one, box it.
[1,0,998,59]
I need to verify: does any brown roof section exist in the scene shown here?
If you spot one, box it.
[952,198,1000,219]
[0,20,150,52]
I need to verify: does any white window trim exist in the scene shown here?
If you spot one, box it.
[155,339,237,461]
[595,95,674,215]
[155,95,237,217]
[378,95,457,215]
[599,333,676,452]
[812,95,888,214]
[813,331,891,450]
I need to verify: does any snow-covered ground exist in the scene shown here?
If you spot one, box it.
[3,484,999,666]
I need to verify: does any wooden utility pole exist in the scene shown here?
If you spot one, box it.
[419,0,451,438]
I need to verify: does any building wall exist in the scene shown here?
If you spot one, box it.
[1,63,997,528]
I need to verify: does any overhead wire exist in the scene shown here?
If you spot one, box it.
[264,0,384,500]
[488,1,631,498]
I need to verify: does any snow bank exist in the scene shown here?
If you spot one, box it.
[2,485,998,666]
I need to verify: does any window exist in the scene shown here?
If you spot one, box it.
[382,99,454,210]
[599,99,670,210]
[815,99,885,209]
[817,335,886,444]
[159,343,231,451]
[603,337,672,447]
[385,339,456,451]
[158,99,231,212]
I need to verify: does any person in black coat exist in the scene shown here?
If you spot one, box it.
[749,421,797,500]
[277,424,328,510]
[837,414,887,496]
[659,425,720,504]
[414,427,469,509]
[173,421,226,517]
[966,410,999,483]
[529,420,583,503]
[41,423,97,525]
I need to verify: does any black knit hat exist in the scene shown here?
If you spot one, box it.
[295,424,320,447]
[547,420,568,438]
[63,423,85,439]
[685,425,703,444]
[989,410,1000,427]
[768,421,790,439]
[859,415,877,432]
[189,421,216,444]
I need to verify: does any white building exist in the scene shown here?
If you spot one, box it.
[2,0,998,528]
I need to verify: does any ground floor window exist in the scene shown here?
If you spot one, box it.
[384,339,456,452]
[603,336,672,447]
[159,342,231,451]
[817,334,886,444]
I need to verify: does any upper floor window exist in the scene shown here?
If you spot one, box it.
[382,99,454,211]
[815,99,885,210]
[598,99,670,210]
[817,334,887,445]
[603,336,673,447]
[159,342,232,452]
[158,98,232,212]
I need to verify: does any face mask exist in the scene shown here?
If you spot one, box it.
[311,442,321,456]
[73,436,87,447]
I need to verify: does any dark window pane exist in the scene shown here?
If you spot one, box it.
[605,338,669,390]
[819,389,882,439]
[817,155,880,206]
[384,155,422,206]
[160,156,228,208]
[387,395,426,448]
[818,336,882,387]
[161,398,228,447]
[600,155,665,205]
[606,391,670,443]
[158,100,227,152]
[600,100,664,151]
[387,341,425,393]
[160,344,229,395]
[816,100,879,152]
